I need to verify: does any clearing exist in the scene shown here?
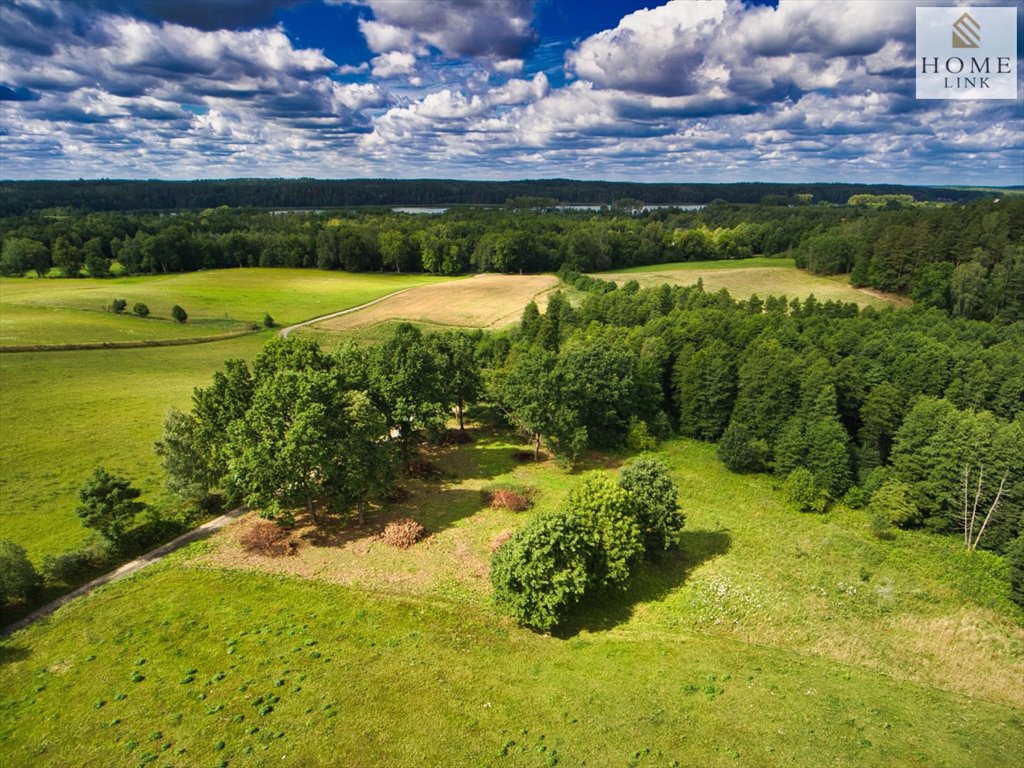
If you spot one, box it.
[598,258,907,308]
[1,433,1021,767]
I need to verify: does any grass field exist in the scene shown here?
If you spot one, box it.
[0,269,450,346]
[310,274,558,336]
[597,258,906,308]
[2,435,1021,767]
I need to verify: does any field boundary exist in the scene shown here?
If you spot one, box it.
[0,507,247,638]
[0,328,259,354]
[279,286,420,337]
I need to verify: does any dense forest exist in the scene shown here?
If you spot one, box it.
[2,195,1021,319]
[0,179,1002,216]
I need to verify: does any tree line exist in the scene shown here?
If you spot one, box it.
[0,179,992,216]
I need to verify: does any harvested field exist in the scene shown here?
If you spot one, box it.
[599,260,907,308]
[311,273,558,333]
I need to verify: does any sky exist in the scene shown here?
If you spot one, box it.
[0,0,1021,184]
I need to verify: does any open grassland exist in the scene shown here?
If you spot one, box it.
[310,274,558,336]
[0,269,450,346]
[2,436,1022,767]
[0,334,271,560]
[598,259,906,308]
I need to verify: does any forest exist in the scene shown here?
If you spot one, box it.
[0,179,999,216]
[2,195,1021,320]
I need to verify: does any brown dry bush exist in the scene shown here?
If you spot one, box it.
[381,517,429,549]
[240,519,297,557]
[486,489,532,512]
[488,530,514,553]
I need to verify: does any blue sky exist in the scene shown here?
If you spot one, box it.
[0,0,1020,183]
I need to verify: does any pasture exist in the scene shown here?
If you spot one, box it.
[0,269,450,347]
[598,258,906,308]
[1,436,1021,767]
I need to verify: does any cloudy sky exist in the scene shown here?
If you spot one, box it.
[0,0,1021,183]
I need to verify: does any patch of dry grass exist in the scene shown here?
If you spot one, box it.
[312,273,558,333]
[600,266,907,308]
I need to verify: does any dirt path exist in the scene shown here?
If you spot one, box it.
[1,507,247,637]
[278,287,416,338]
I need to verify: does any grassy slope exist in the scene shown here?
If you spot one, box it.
[2,436,1021,767]
[0,270,452,559]
[0,269,450,346]
[597,259,902,308]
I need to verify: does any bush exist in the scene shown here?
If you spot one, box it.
[717,421,766,473]
[868,479,919,528]
[171,304,188,324]
[239,520,297,558]
[262,313,275,328]
[562,473,643,590]
[381,517,428,549]
[841,485,866,509]
[783,467,828,513]
[41,550,96,586]
[133,302,150,317]
[481,483,535,512]
[0,540,40,604]
[618,458,684,552]
[109,298,127,314]
[1007,534,1024,609]
[625,418,657,453]
[490,510,591,631]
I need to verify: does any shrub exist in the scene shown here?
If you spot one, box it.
[618,458,684,553]
[262,313,275,328]
[41,550,96,585]
[841,485,866,509]
[490,510,591,631]
[110,298,128,314]
[868,479,919,528]
[717,421,766,473]
[563,473,643,590]
[481,483,535,512]
[625,418,657,453]
[1007,534,1024,609]
[239,520,296,558]
[75,467,146,546]
[133,303,150,317]
[0,540,40,604]
[171,304,188,324]
[870,512,895,540]
[783,467,828,513]
[381,517,428,549]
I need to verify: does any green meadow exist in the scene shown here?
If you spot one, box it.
[1,437,1021,767]
[0,269,450,346]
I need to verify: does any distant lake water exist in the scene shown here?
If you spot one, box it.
[558,204,705,212]
[392,206,449,214]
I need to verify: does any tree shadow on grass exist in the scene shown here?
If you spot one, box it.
[0,644,32,665]
[554,529,732,638]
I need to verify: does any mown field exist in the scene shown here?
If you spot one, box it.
[0,270,453,560]
[0,269,450,346]
[310,273,557,335]
[599,258,906,308]
[2,436,1021,767]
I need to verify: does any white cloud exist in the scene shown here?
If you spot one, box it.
[370,51,417,79]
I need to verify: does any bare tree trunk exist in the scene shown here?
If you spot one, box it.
[458,393,465,432]
[307,497,319,526]
[971,473,1007,551]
